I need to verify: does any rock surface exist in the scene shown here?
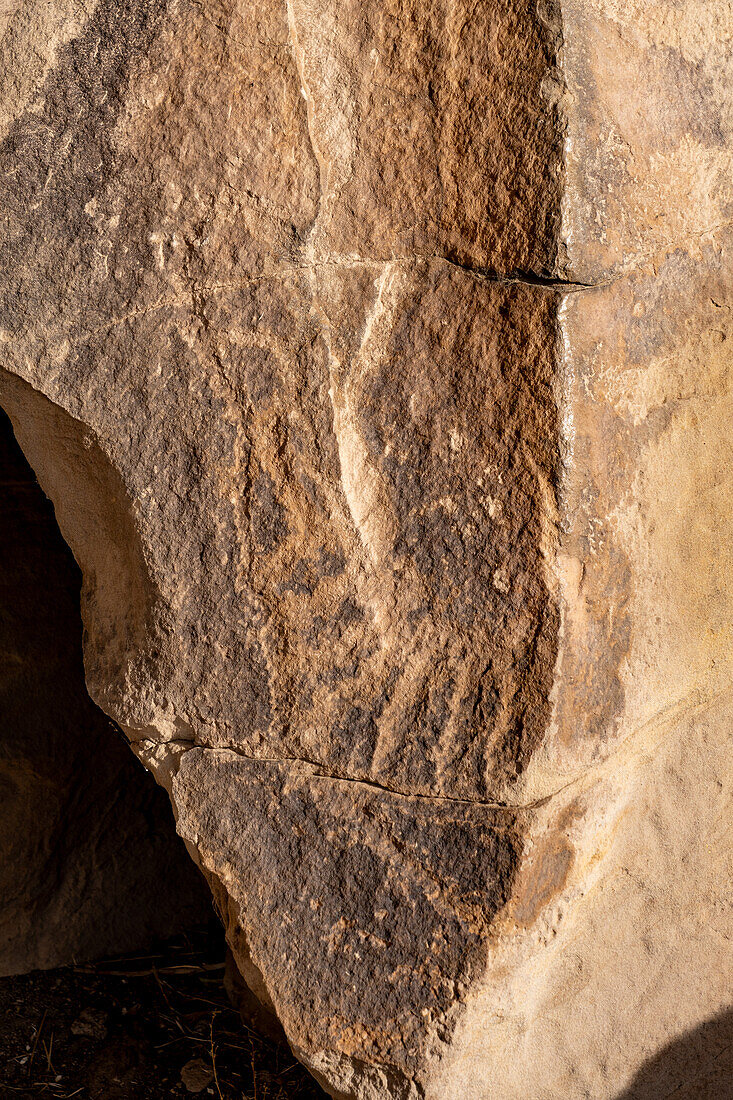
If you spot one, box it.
[0,0,730,1096]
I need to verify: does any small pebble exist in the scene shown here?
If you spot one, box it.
[181,1057,214,1093]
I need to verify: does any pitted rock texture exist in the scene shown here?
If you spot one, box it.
[0,1,731,1097]
[0,0,562,800]
[173,751,521,1068]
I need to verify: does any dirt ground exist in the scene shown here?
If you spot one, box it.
[0,927,327,1099]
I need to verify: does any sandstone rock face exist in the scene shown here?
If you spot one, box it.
[0,1,730,1097]
[0,407,213,975]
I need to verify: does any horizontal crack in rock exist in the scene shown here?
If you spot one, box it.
[136,737,548,812]
[137,683,723,814]
[436,257,610,291]
[286,254,611,290]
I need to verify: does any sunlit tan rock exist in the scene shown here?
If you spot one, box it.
[0,1,730,1096]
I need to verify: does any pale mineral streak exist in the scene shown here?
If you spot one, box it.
[0,0,730,1096]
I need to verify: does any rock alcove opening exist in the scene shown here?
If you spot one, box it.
[0,403,214,975]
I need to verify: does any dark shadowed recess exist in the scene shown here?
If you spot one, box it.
[0,931,328,1098]
[0,403,213,974]
[614,1007,733,1100]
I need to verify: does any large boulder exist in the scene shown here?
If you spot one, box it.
[0,0,730,1095]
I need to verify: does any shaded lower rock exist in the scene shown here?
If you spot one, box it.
[0,408,212,974]
[156,746,526,1097]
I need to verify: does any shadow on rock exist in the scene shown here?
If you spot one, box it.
[614,1006,733,1100]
